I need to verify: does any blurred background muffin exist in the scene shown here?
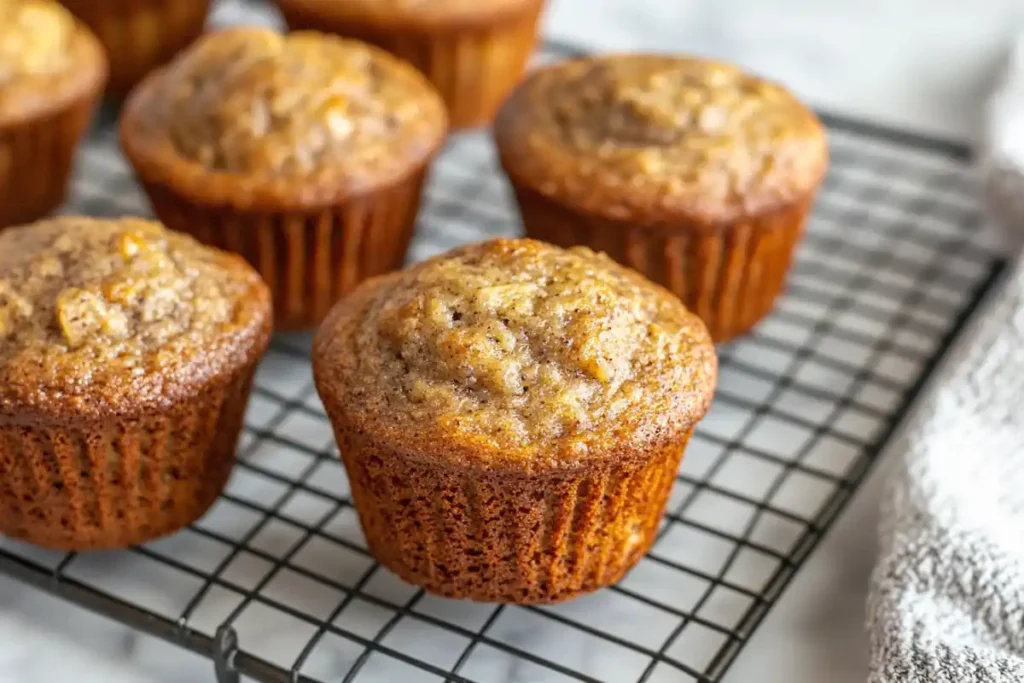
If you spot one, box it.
[58,0,212,95]
[120,27,448,330]
[495,53,829,342]
[0,216,271,551]
[313,238,716,603]
[0,0,106,229]
[274,0,546,129]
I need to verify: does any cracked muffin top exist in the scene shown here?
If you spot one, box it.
[313,238,716,465]
[495,53,828,224]
[0,217,271,415]
[119,27,447,207]
[0,0,106,123]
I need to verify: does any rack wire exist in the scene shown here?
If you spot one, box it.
[0,2,1008,681]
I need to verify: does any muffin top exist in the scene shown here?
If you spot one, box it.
[278,0,541,28]
[0,217,271,417]
[120,27,447,209]
[0,0,106,124]
[495,54,828,225]
[314,238,716,467]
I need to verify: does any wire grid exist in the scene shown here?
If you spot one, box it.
[0,18,1008,683]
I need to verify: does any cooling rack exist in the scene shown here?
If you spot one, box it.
[0,2,1008,682]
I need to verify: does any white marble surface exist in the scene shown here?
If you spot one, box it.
[1,0,1021,681]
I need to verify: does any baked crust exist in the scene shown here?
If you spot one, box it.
[495,53,828,228]
[0,217,272,419]
[313,238,716,469]
[119,27,448,213]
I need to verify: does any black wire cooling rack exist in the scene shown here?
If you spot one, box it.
[0,3,1009,682]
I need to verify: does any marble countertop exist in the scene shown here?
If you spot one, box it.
[1,0,1021,681]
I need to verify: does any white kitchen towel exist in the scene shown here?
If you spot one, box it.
[867,34,1024,683]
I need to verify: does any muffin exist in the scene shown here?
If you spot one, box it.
[59,0,212,94]
[0,0,107,229]
[0,217,272,551]
[312,238,716,603]
[120,27,448,330]
[274,0,545,129]
[495,54,829,342]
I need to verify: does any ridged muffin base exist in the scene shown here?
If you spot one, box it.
[0,367,257,551]
[138,171,427,331]
[331,424,691,604]
[0,91,100,229]
[510,186,814,343]
[60,0,213,94]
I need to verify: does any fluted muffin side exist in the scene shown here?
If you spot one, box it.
[140,168,427,330]
[512,185,814,341]
[59,0,212,94]
[0,87,102,227]
[330,409,689,603]
[0,365,256,550]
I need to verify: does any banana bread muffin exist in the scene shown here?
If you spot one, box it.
[0,0,107,228]
[120,27,448,330]
[495,54,829,342]
[274,0,545,128]
[0,216,272,550]
[59,0,212,94]
[313,238,716,603]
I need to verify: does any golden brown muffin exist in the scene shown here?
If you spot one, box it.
[495,54,829,342]
[58,0,212,95]
[313,238,716,603]
[274,0,545,129]
[120,27,448,331]
[0,216,272,551]
[0,0,107,228]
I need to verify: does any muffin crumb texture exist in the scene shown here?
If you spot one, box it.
[0,0,77,84]
[320,239,715,454]
[0,217,268,409]
[497,54,827,221]
[133,27,446,180]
